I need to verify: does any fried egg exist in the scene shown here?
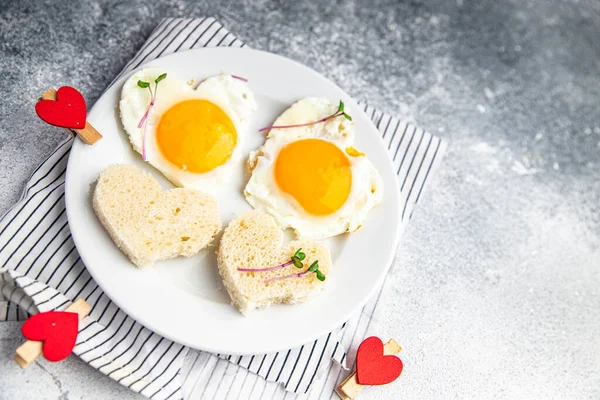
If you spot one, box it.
[120,68,257,192]
[244,97,383,239]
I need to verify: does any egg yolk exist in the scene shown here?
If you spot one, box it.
[275,139,352,216]
[156,100,237,173]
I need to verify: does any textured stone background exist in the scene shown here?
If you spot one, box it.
[1,0,599,399]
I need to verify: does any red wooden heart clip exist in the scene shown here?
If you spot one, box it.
[356,336,404,385]
[22,311,79,362]
[34,86,102,144]
[335,337,404,399]
[14,298,91,368]
[35,86,87,129]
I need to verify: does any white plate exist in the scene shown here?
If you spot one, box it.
[65,48,401,355]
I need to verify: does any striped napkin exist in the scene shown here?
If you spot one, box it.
[0,17,446,399]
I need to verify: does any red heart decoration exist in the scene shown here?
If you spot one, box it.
[356,336,404,385]
[35,86,87,129]
[22,311,79,362]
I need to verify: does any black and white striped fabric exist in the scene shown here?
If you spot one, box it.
[0,17,446,399]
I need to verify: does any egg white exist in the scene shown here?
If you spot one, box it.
[120,68,257,192]
[244,97,384,240]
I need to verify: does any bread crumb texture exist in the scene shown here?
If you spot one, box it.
[93,164,221,267]
[217,210,331,315]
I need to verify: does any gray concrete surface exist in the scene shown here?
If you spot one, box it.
[1,0,599,399]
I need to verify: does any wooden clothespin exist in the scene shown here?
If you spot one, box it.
[36,86,102,144]
[14,298,91,368]
[335,338,403,400]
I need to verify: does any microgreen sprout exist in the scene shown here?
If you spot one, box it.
[263,259,326,284]
[258,100,352,132]
[291,248,306,268]
[155,73,167,84]
[237,248,305,272]
[316,270,326,282]
[236,247,325,283]
[137,73,167,160]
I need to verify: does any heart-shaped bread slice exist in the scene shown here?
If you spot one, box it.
[218,210,332,315]
[93,164,221,267]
